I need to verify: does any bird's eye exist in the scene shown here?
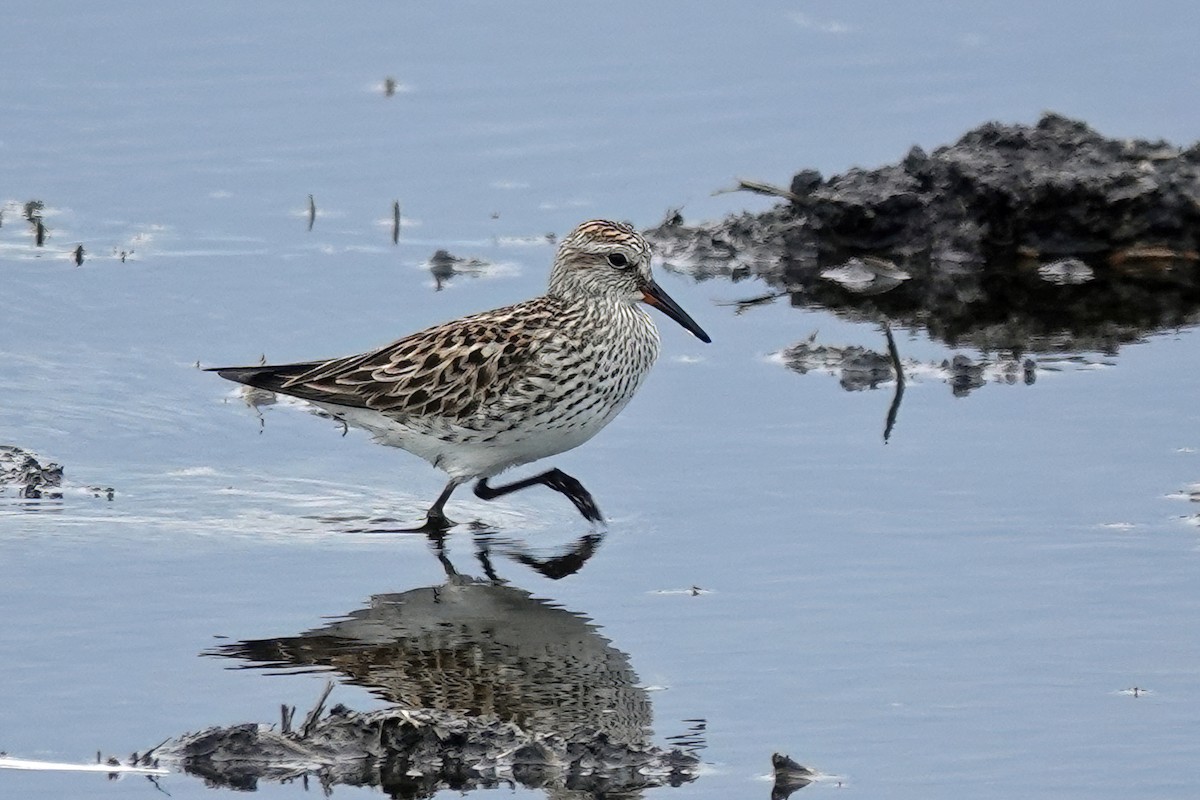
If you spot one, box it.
[606,253,630,269]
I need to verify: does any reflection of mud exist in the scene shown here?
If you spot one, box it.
[775,325,1119,441]
[145,533,701,797]
[778,332,1057,397]
[649,113,1200,353]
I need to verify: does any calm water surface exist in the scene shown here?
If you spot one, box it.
[3,2,1200,799]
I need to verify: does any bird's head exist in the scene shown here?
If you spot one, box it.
[549,219,711,343]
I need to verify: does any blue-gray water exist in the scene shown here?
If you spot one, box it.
[3,2,1200,798]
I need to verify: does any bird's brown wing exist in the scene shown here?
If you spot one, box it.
[271,299,561,420]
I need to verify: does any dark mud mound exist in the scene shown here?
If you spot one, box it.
[143,700,699,796]
[649,113,1200,352]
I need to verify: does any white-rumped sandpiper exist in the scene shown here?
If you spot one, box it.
[211,219,710,528]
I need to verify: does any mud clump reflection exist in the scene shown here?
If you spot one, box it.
[649,113,1200,354]
[779,333,1043,397]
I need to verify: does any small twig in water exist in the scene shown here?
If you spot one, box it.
[300,682,335,739]
[713,178,804,204]
[146,774,173,797]
[717,291,787,315]
[882,322,905,443]
[141,737,171,762]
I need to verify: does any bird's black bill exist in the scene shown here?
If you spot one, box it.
[640,279,712,343]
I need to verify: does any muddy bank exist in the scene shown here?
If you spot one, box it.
[648,113,1200,352]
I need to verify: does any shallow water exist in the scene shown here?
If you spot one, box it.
[3,2,1200,798]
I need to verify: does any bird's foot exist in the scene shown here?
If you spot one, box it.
[340,511,456,534]
[422,508,455,532]
[473,468,604,524]
[540,468,604,523]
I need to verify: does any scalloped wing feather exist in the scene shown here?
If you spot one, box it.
[279,299,561,421]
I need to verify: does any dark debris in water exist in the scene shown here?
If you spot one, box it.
[0,445,63,500]
[427,248,491,291]
[22,199,44,224]
[648,113,1200,353]
[15,199,49,247]
[0,445,114,501]
[772,752,816,799]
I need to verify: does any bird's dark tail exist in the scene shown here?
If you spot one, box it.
[206,362,322,394]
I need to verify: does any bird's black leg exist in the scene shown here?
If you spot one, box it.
[339,478,460,534]
[423,479,462,530]
[474,468,603,523]
[425,529,458,577]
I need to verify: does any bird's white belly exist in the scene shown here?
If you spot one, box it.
[311,395,630,481]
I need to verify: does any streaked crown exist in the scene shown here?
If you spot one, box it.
[547,219,654,301]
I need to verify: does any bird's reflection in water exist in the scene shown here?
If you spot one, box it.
[218,531,646,742]
[194,529,702,797]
